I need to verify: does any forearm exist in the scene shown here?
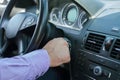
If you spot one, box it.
[0,49,50,80]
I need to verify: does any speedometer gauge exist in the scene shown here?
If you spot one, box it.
[62,3,79,26]
[49,8,60,23]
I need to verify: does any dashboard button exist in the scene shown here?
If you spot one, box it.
[103,70,111,78]
[93,66,102,76]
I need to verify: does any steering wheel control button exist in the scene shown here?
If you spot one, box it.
[93,66,102,76]
[23,16,35,27]
[25,16,35,25]
[21,14,37,30]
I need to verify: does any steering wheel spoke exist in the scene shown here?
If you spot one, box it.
[0,40,9,57]
[5,12,37,39]
[15,33,33,55]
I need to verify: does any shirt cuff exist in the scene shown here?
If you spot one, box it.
[23,49,50,77]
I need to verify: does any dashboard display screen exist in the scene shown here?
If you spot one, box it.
[67,8,77,22]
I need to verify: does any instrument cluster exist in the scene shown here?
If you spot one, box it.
[49,3,89,30]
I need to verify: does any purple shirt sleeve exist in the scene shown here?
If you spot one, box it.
[0,49,50,80]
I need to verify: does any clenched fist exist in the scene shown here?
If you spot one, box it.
[43,38,70,67]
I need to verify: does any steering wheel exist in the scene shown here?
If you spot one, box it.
[0,0,48,57]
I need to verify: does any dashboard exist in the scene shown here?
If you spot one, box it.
[49,0,120,80]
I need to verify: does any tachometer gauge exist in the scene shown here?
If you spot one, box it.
[62,3,79,26]
[49,8,60,23]
[79,11,88,26]
[77,11,88,30]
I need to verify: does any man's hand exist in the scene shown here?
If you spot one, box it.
[43,38,70,67]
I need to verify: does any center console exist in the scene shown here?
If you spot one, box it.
[71,8,120,80]
[72,32,120,80]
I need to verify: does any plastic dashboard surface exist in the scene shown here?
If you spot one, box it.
[88,8,120,37]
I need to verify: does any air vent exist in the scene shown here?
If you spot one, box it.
[85,33,105,53]
[110,39,120,60]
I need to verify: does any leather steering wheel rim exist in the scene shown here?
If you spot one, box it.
[0,0,48,54]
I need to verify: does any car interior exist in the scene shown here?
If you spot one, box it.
[0,0,120,80]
